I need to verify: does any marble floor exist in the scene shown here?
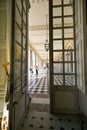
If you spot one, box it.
[20,72,87,130]
[19,92,87,130]
[20,109,85,130]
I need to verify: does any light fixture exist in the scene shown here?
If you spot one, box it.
[44,14,49,52]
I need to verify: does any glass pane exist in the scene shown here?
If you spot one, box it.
[65,63,75,73]
[53,75,63,85]
[65,75,75,86]
[53,7,62,17]
[53,52,63,62]
[22,63,27,74]
[53,29,62,39]
[23,49,26,61]
[53,0,61,5]
[64,0,73,5]
[64,17,73,27]
[64,7,73,16]
[64,40,74,50]
[14,43,21,60]
[14,62,21,80]
[53,18,62,28]
[14,79,21,90]
[23,37,26,48]
[53,40,62,50]
[23,10,26,25]
[16,0,22,11]
[23,27,26,36]
[15,7,21,25]
[53,63,63,73]
[15,28,21,44]
[64,28,73,38]
[64,51,74,62]
[23,0,26,12]
[22,76,26,87]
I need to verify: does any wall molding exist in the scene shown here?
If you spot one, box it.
[29,23,72,31]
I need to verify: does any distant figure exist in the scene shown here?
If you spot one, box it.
[35,66,38,75]
[30,68,33,74]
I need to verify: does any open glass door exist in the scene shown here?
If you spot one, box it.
[9,0,30,130]
[49,0,78,114]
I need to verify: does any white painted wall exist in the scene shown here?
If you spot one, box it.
[75,0,87,116]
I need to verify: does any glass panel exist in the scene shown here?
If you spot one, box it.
[53,63,63,73]
[64,17,73,27]
[64,40,74,50]
[15,28,21,44]
[22,63,26,74]
[64,51,74,62]
[23,10,26,25]
[65,63,75,73]
[23,37,26,48]
[53,29,62,39]
[53,75,63,85]
[65,75,75,86]
[64,0,73,5]
[14,79,21,90]
[23,27,26,36]
[23,0,26,12]
[53,0,62,6]
[22,76,26,87]
[16,10,22,25]
[16,0,22,11]
[64,28,73,38]
[53,52,63,62]
[53,40,62,50]
[14,62,21,80]
[15,6,21,25]
[23,49,26,61]
[53,18,62,28]
[14,43,21,60]
[53,7,62,17]
[64,7,73,16]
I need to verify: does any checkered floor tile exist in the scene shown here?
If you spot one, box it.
[28,75,50,94]
[28,74,75,94]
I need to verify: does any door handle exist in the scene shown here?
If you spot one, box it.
[13,101,17,105]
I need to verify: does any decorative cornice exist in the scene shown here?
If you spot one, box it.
[16,23,73,31]
[29,24,73,31]
[30,0,48,4]
[29,25,48,31]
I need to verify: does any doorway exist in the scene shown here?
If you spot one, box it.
[28,0,50,111]
[28,0,50,112]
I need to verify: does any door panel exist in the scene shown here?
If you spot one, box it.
[49,0,78,114]
[9,0,30,130]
